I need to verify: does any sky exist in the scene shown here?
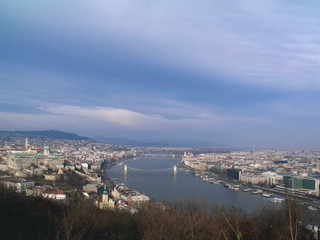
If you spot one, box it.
[1,0,320,149]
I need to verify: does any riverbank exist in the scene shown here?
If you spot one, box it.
[178,159,320,209]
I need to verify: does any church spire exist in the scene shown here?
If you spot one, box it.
[103,182,108,195]
[102,182,109,203]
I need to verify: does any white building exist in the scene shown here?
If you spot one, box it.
[261,172,283,185]
[240,171,266,185]
[42,188,67,201]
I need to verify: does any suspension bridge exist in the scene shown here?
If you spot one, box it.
[110,165,178,176]
[142,153,183,158]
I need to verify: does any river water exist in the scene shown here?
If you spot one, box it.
[108,156,279,213]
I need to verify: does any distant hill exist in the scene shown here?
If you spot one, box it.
[92,136,222,147]
[92,136,140,145]
[0,130,91,141]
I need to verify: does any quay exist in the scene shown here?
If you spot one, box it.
[178,160,320,206]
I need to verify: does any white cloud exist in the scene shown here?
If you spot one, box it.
[0,104,265,134]
[1,103,318,148]
[46,105,155,128]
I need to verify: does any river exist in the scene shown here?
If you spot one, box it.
[108,156,280,213]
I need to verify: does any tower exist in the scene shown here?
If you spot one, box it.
[102,183,109,203]
[95,182,114,210]
[124,164,128,175]
[25,137,28,150]
[44,145,50,156]
[173,165,177,176]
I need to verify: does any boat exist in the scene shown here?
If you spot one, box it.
[230,185,240,190]
[201,176,209,182]
[251,190,262,195]
[269,197,285,203]
[243,188,251,192]
[262,193,273,198]
[223,183,231,188]
[308,206,318,211]
[208,178,215,184]
[214,180,222,185]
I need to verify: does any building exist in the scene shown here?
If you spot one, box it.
[26,186,47,197]
[44,174,61,181]
[261,172,283,186]
[227,168,242,180]
[38,146,65,167]
[8,152,38,169]
[95,184,114,210]
[83,183,99,193]
[42,188,67,201]
[112,184,149,209]
[240,171,266,185]
[213,163,231,172]
[283,176,320,196]
[0,177,34,193]
[183,158,207,170]
[128,193,150,208]
[8,145,64,170]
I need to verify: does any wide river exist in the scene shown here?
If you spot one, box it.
[108,156,279,213]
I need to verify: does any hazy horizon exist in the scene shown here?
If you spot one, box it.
[1,1,320,149]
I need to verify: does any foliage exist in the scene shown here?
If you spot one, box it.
[0,186,316,240]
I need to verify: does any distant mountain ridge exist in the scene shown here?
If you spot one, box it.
[0,130,91,141]
[0,130,221,146]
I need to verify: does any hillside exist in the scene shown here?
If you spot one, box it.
[0,130,91,141]
[0,186,314,240]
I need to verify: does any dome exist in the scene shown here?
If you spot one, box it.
[103,183,109,195]
[44,146,50,150]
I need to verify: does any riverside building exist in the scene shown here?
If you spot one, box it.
[283,176,320,196]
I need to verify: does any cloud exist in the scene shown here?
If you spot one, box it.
[0,102,318,148]
[1,1,320,148]
[0,104,264,134]
[2,1,320,90]
[46,105,156,128]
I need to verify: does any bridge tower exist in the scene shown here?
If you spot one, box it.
[173,165,177,176]
[124,164,128,175]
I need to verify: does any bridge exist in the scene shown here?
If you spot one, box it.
[142,153,183,158]
[111,165,178,176]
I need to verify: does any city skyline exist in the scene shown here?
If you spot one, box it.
[1,1,320,149]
